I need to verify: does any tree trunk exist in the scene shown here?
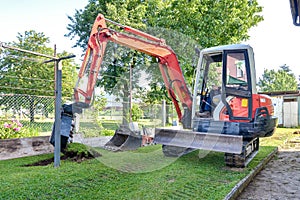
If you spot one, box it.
[122,82,130,126]
[166,103,170,124]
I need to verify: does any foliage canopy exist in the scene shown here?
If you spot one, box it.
[66,0,263,50]
[0,30,78,122]
[66,0,263,89]
[258,65,298,92]
[0,30,78,97]
[66,0,263,122]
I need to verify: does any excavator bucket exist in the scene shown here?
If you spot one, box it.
[104,129,142,151]
[154,128,243,154]
[104,123,142,151]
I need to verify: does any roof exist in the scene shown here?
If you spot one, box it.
[259,90,300,97]
[200,44,253,54]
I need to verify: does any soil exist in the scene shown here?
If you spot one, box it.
[237,135,300,200]
[24,149,101,167]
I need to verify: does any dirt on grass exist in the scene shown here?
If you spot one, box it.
[237,134,300,200]
[24,148,102,167]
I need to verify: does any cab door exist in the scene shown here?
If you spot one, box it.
[221,50,253,121]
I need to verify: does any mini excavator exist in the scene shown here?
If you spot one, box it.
[51,14,277,167]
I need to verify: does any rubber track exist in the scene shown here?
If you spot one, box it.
[163,138,259,168]
[225,153,246,168]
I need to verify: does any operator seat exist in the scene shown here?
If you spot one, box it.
[198,86,221,118]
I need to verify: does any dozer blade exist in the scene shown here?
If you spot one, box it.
[154,128,243,154]
[104,128,142,151]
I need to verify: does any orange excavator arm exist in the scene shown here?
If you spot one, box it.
[74,14,192,124]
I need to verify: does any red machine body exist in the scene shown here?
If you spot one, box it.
[219,94,274,122]
[74,14,192,125]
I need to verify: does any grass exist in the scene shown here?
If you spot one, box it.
[0,150,251,200]
[260,127,299,148]
[0,128,298,199]
[80,121,119,130]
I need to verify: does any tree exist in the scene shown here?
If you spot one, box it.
[66,0,263,123]
[98,48,151,124]
[0,30,78,122]
[67,0,263,50]
[66,0,263,81]
[258,65,298,92]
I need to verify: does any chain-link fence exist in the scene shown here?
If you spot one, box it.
[76,99,179,137]
[0,45,181,137]
[0,93,55,133]
[0,93,179,137]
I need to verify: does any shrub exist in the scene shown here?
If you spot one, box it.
[131,104,143,121]
[101,129,115,136]
[0,119,39,139]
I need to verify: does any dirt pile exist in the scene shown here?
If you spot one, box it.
[24,143,101,166]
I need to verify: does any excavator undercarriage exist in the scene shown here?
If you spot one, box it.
[155,128,261,167]
[225,137,259,167]
[154,110,276,167]
[160,137,260,168]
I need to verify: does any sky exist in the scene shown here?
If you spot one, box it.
[0,0,88,61]
[0,0,299,80]
[246,1,300,80]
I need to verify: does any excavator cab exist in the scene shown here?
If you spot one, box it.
[192,44,276,139]
[156,44,277,167]
[194,44,256,122]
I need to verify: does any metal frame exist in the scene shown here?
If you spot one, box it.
[290,0,300,26]
[222,49,253,121]
[0,42,75,167]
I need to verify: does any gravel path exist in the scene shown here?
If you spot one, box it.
[237,137,300,200]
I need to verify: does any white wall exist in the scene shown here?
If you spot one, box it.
[271,97,283,125]
[283,101,298,128]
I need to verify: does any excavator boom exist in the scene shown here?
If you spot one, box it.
[74,14,192,125]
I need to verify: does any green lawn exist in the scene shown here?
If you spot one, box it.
[0,128,298,200]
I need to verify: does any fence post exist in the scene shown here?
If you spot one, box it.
[54,61,62,167]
